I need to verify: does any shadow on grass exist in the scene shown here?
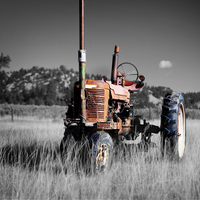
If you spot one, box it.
[113,142,160,163]
[0,142,63,172]
[0,142,92,176]
[0,141,161,174]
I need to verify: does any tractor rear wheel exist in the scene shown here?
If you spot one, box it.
[89,131,113,172]
[160,92,186,160]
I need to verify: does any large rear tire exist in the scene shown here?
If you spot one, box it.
[160,92,186,160]
[89,131,113,172]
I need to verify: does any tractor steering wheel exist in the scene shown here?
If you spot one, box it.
[117,62,139,82]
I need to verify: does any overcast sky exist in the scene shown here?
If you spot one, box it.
[1,0,200,93]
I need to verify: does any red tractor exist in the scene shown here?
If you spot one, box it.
[60,0,186,172]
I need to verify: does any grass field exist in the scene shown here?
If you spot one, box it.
[0,116,199,200]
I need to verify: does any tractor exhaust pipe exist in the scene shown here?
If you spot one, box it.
[78,0,86,122]
[111,45,119,85]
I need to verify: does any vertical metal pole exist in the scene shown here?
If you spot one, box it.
[80,0,84,50]
[111,45,119,85]
[79,0,86,122]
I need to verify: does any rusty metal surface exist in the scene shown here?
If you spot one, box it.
[86,89,105,121]
[107,81,130,102]
[85,79,110,122]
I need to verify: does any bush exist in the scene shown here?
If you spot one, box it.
[185,109,200,119]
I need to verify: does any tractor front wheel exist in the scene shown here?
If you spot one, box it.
[89,131,113,172]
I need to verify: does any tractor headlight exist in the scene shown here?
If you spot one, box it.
[139,75,145,82]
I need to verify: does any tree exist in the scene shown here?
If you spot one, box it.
[45,80,57,105]
[35,97,44,105]
[28,98,35,105]
[0,53,11,69]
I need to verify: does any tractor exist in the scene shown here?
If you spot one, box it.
[60,0,186,172]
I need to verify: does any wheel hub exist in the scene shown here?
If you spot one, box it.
[96,143,109,169]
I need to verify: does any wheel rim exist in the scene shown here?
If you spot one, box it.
[177,103,186,158]
[96,143,109,170]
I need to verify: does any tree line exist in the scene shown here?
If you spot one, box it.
[0,66,102,106]
[0,58,199,108]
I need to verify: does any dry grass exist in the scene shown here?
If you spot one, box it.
[0,118,199,200]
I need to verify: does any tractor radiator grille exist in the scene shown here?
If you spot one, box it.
[86,89,105,121]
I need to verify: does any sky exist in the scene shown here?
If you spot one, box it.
[1,0,200,93]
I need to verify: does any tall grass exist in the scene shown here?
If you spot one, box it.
[0,118,199,199]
